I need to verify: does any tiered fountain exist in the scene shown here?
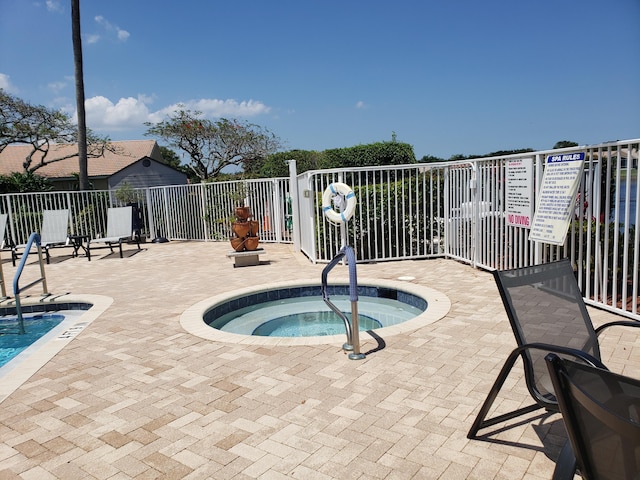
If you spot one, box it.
[230,206,260,252]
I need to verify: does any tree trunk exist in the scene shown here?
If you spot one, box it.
[71,0,89,190]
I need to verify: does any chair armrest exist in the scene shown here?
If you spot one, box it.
[594,320,640,336]
[514,342,607,369]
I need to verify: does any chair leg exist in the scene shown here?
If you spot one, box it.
[552,440,577,480]
[468,348,542,438]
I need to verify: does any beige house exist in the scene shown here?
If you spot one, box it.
[0,140,187,191]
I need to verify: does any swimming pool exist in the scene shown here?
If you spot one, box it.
[207,288,426,337]
[0,295,113,404]
[0,313,67,367]
[181,278,451,346]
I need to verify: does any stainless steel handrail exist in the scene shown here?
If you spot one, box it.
[12,232,49,334]
[321,245,365,360]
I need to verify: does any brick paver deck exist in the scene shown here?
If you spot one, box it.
[0,242,637,479]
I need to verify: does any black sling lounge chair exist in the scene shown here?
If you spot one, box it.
[545,353,640,480]
[468,258,640,439]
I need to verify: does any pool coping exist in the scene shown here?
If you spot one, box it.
[0,293,113,404]
[180,277,451,346]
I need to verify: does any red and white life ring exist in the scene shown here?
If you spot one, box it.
[322,182,357,224]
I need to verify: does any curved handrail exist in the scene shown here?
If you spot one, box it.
[13,232,45,294]
[321,246,364,359]
[12,232,49,334]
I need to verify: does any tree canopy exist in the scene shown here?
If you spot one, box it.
[0,89,113,174]
[0,171,53,194]
[553,140,579,149]
[251,141,417,178]
[145,109,282,181]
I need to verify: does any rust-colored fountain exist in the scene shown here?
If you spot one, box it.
[230,206,260,251]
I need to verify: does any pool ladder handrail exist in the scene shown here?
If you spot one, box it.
[12,232,49,334]
[0,249,6,299]
[321,245,365,360]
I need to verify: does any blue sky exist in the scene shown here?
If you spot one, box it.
[1,0,639,160]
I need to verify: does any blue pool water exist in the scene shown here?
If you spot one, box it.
[252,310,383,337]
[207,290,426,337]
[0,314,65,367]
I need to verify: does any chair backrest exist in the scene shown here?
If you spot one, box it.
[0,213,7,248]
[546,354,640,480]
[493,259,600,403]
[106,207,133,238]
[40,209,70,244]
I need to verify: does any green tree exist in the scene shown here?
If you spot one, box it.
[0,89,114,173]
[553,140,579,149]
[0,172,53,193]
[158,146,181,168]
[419,154,445,163]
[157,145,196,181]
[322,141,416,169]
[145,109,282,181]
[251,149,325,177]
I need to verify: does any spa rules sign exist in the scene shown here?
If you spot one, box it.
[529,152,585,245]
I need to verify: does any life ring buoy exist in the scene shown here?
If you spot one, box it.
[322,182,357,224]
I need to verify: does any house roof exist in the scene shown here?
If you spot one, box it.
[0,140,163,179]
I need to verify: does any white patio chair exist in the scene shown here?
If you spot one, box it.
[11,209,71,265]
[87,206,141,261]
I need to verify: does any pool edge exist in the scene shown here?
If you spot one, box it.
[0,294,113,404]
[180,278,451,347]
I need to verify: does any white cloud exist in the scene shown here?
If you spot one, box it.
[93,15,129,43]
[84,95,152,130]
[82,95,271,132]
[47,80,67,94]
[0,73,18,93]
[45,1,63,13]
[148,99,271,123]
[356,101,366,109]
[86,34,101,45]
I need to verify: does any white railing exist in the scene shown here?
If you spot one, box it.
[300,139,639,320]
[0,139,637,319]
[298,165,447,262]
[145,179,293,243]
[0,189,147,245]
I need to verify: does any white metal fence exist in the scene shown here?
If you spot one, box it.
[298,139,639,320]
[146,179,293,243]
[0,139,637,319]
[0,179,293,247]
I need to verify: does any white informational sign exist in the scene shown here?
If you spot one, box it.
[529,152,585,245]
[505,157,534,228]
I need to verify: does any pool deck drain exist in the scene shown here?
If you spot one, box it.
[0,242,636,479]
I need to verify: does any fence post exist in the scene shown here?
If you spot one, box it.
[287,160,301,251]
[470,162,478,268]
[533,153,544,265]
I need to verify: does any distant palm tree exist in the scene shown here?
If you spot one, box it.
[71,0,89,190]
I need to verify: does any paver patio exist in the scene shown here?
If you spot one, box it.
[0,241,637,479]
